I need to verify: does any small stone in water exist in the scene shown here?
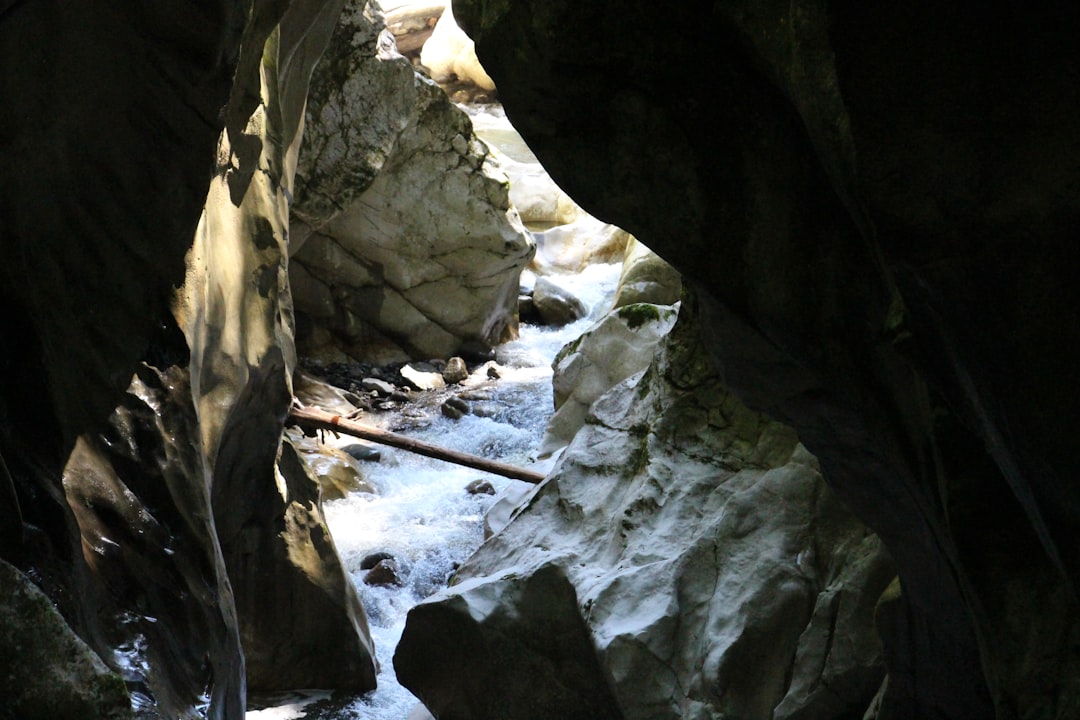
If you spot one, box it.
[486,365,501,379]
[363,559,404,587]
[441,396,470,419]
[442,356,469,384]
[361,377,395,396]
[360,551,395,570]
[466,479,496,495]
[342,444,382,463]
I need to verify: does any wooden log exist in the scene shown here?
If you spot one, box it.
[288,405,547,484]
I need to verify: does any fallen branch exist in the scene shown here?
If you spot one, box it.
[288,405,547,484]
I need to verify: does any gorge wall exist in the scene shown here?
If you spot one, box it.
[447,1,1080,718]
[2,1,1078,719]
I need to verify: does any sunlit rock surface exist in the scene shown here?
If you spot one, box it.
[612,238,682,309]
[539,302,678,457]
[397,296,893,719]
[454,1,1080,716]
[290,0,532,364]
[0,1,248,717]
[4,2,376,717]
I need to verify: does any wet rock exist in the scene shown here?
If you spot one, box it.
[361,377,396,397]
[441,396,471,419]
[539,302,679,456]
[291,0,532,363]
[364,559,405,587]
[442,356,469,384]
[532,276,588,326]
[531,215,631,275]
[518,295,541,324]
[465,479,496,495]
[360,552,396,570]
[295,370,364,415]
[471,402,501,419]
[612,237,682,309]
[402,364,447,391]
[342,443,383,463]
[397,299,892,720]
[0,559,132,720]
[486,365,502,379]
[300,445,376,501]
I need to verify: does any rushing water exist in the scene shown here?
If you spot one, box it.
[247,262,621,720]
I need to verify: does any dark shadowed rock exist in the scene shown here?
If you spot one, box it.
[532,276,588,326]
[442,356,470,384]
[364,558,405,587]
[398,298,892,720]
[465,479,495,496]
[454,1,1080,716]
[0,559,131,720]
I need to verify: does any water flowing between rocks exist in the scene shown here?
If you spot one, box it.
[248,262,621,720]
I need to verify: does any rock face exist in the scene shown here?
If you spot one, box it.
[396,295,894,719]
[452,2,1080,716]
[290,0,533,364]
[0,559,131,720]
[539,302,678,457]
[3,2,377,718]
[612,238,682,309]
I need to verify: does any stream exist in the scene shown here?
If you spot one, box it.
[248,261,620,720]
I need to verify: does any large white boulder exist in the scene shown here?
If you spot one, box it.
[291,1,532,363]
[419,3,495,90]
[395,296,893,720]
[539,302,679,457]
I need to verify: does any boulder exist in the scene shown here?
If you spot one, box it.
[540,302,679,456]
[297,443,377,500]
[364,558,405,587]
[396,296,893,719]
[612,237,682,309]
[442,356,470,384]
[418,3,495,90]
[292,0,533,363]
[0,559,131,720]
[532,276,588,326]
[531,215,631,275]
[402,363,448,391]
[465,479,496,495]
[453,2,1080,715]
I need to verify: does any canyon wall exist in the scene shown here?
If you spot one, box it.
[448,1,1080,717]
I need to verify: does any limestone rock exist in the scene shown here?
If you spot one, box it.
[0,561,131,720]
[299,443,376,500]
[453,2,1080,715]
[419,3,495,90]
[292,0,533,363]
[531,215,631,275]
[402,363,448,391]
[612,237,682,309]
[396,564,623,720]
[531,276,588,326]
[465,479,496,495]
[540,302,679,456]
[63,364,246,717]
[397,297,892,720]
[364,558,405,587]
[442,356,470,384]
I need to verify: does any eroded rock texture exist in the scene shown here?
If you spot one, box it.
[3,1,376,718]
[290,0,532,363]
[453,2,1080,717]
[397,296,894,720]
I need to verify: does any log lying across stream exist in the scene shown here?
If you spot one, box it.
[288,405,548,484]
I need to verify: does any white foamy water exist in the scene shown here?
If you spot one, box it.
[247,263,621,720]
